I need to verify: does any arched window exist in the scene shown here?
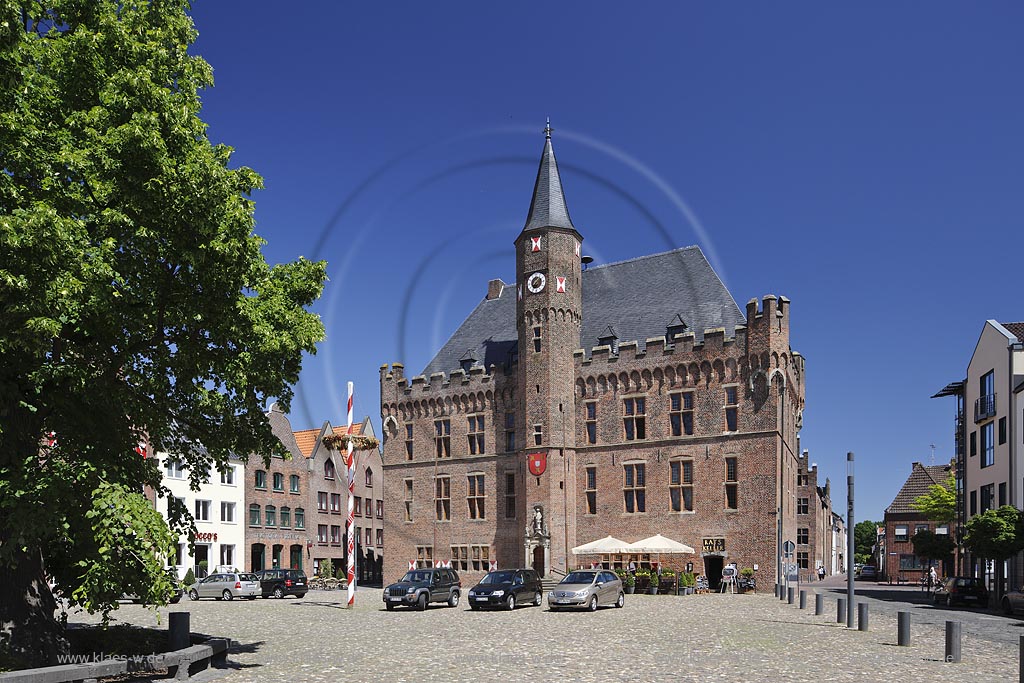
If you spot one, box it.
[273,472,284,491]
[265,505,276,527]
[249,504,261,526]
[365,467,373,487]
[255,470,266,489]
[324,459,335,480]
[279,506,291,528]
[294,508,305,529]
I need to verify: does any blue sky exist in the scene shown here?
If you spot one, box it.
[188,2,1023,522]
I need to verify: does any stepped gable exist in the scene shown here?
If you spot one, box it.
[885,462,951,514]
[421,245,744,376]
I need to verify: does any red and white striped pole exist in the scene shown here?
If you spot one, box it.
[345,382,356,608]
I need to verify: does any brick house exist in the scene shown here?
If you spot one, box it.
[295,418,384,583]
[796,451,834,581]
[882,461,953,582]
[244,404,311,573]
[380,127,806,589]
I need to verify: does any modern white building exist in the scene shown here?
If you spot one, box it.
[936,319,1024,589]
[156,451,246,580]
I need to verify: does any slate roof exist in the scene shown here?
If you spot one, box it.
[1000,321,1024,341]
[522,134,576,233]
[422,246,746,376]
[885,462,951,515]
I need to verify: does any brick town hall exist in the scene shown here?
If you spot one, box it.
[380,125,805,589]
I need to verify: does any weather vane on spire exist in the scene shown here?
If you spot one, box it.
[544,117,553,139]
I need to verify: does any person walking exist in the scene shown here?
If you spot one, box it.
[817,565,826,581]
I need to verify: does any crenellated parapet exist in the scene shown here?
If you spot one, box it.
[571,294,804,409]
[379,361,516,423]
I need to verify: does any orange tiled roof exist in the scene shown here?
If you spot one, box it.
[293,423,364,458]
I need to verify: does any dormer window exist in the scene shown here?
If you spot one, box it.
[597,325,618,354]
[666,314,688,341]
[324,459,336,480]
[459,349,477,373]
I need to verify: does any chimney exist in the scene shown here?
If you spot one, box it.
[486,279,505,300]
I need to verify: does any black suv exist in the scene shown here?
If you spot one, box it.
[468,568,542,610]
[255,568,308,599]
[383,568,461,610]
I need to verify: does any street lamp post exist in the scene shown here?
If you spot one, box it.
[846,451,855,628]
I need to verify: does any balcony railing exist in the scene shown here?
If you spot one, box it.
[974,393,996,422]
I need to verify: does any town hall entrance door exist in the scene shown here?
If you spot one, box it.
[533,546,545,576]
[704,555,724,591]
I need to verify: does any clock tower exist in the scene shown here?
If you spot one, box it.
[514,122,583,575]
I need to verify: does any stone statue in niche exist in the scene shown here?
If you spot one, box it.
[526,504,549,539]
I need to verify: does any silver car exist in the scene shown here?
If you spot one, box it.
[1002,587,1024,615]
[188,572,261,601]
[548,570,624,611]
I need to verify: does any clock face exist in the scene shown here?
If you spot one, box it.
[526,272,546,294]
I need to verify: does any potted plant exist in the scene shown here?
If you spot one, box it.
[647,569,661,595]
[197,559,208,579]
[739,567,755,594]
[634,568,651,592]
[660,569,676,594]
[680,572,695,595]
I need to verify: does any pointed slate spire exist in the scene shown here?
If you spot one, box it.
[522,119,577,233]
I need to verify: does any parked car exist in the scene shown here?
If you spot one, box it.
[188,572,261,601]
[1001,587,1024,615]
[255,568,308,599]
[122,568,183,604]
[858,565,877,581]
[933,576,988,608]
[468,568,542,610]
[548,570,624,612]
[382,568,461,610]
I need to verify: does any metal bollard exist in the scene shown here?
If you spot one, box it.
[898,611,910,646]
[945,621,961,663]
[774,584,780,598]
[837,597,846,624]
[815,593,823,615]
[169,612,190,651]
[799,590,807,609]
[780,584,787,601]
[787,587,795,604]
[1019,634,1023,682]
[858,602,869,631]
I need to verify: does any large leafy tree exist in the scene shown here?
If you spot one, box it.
[0,1,326,667]
[962,506,1024,601]
[912,471,956,525]
[853,520,878,565]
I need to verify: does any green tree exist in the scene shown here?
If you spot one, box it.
[853,520,879,563]
[912,471,956,524]
[319,559,334,580]
[0,2,326,666]
[962,506,1024,601]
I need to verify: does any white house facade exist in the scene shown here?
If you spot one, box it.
[156,451,246,580]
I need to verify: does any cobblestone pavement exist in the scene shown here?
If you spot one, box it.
[69,585,1019,683]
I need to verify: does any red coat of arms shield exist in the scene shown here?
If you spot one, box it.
[528,451,547,476]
